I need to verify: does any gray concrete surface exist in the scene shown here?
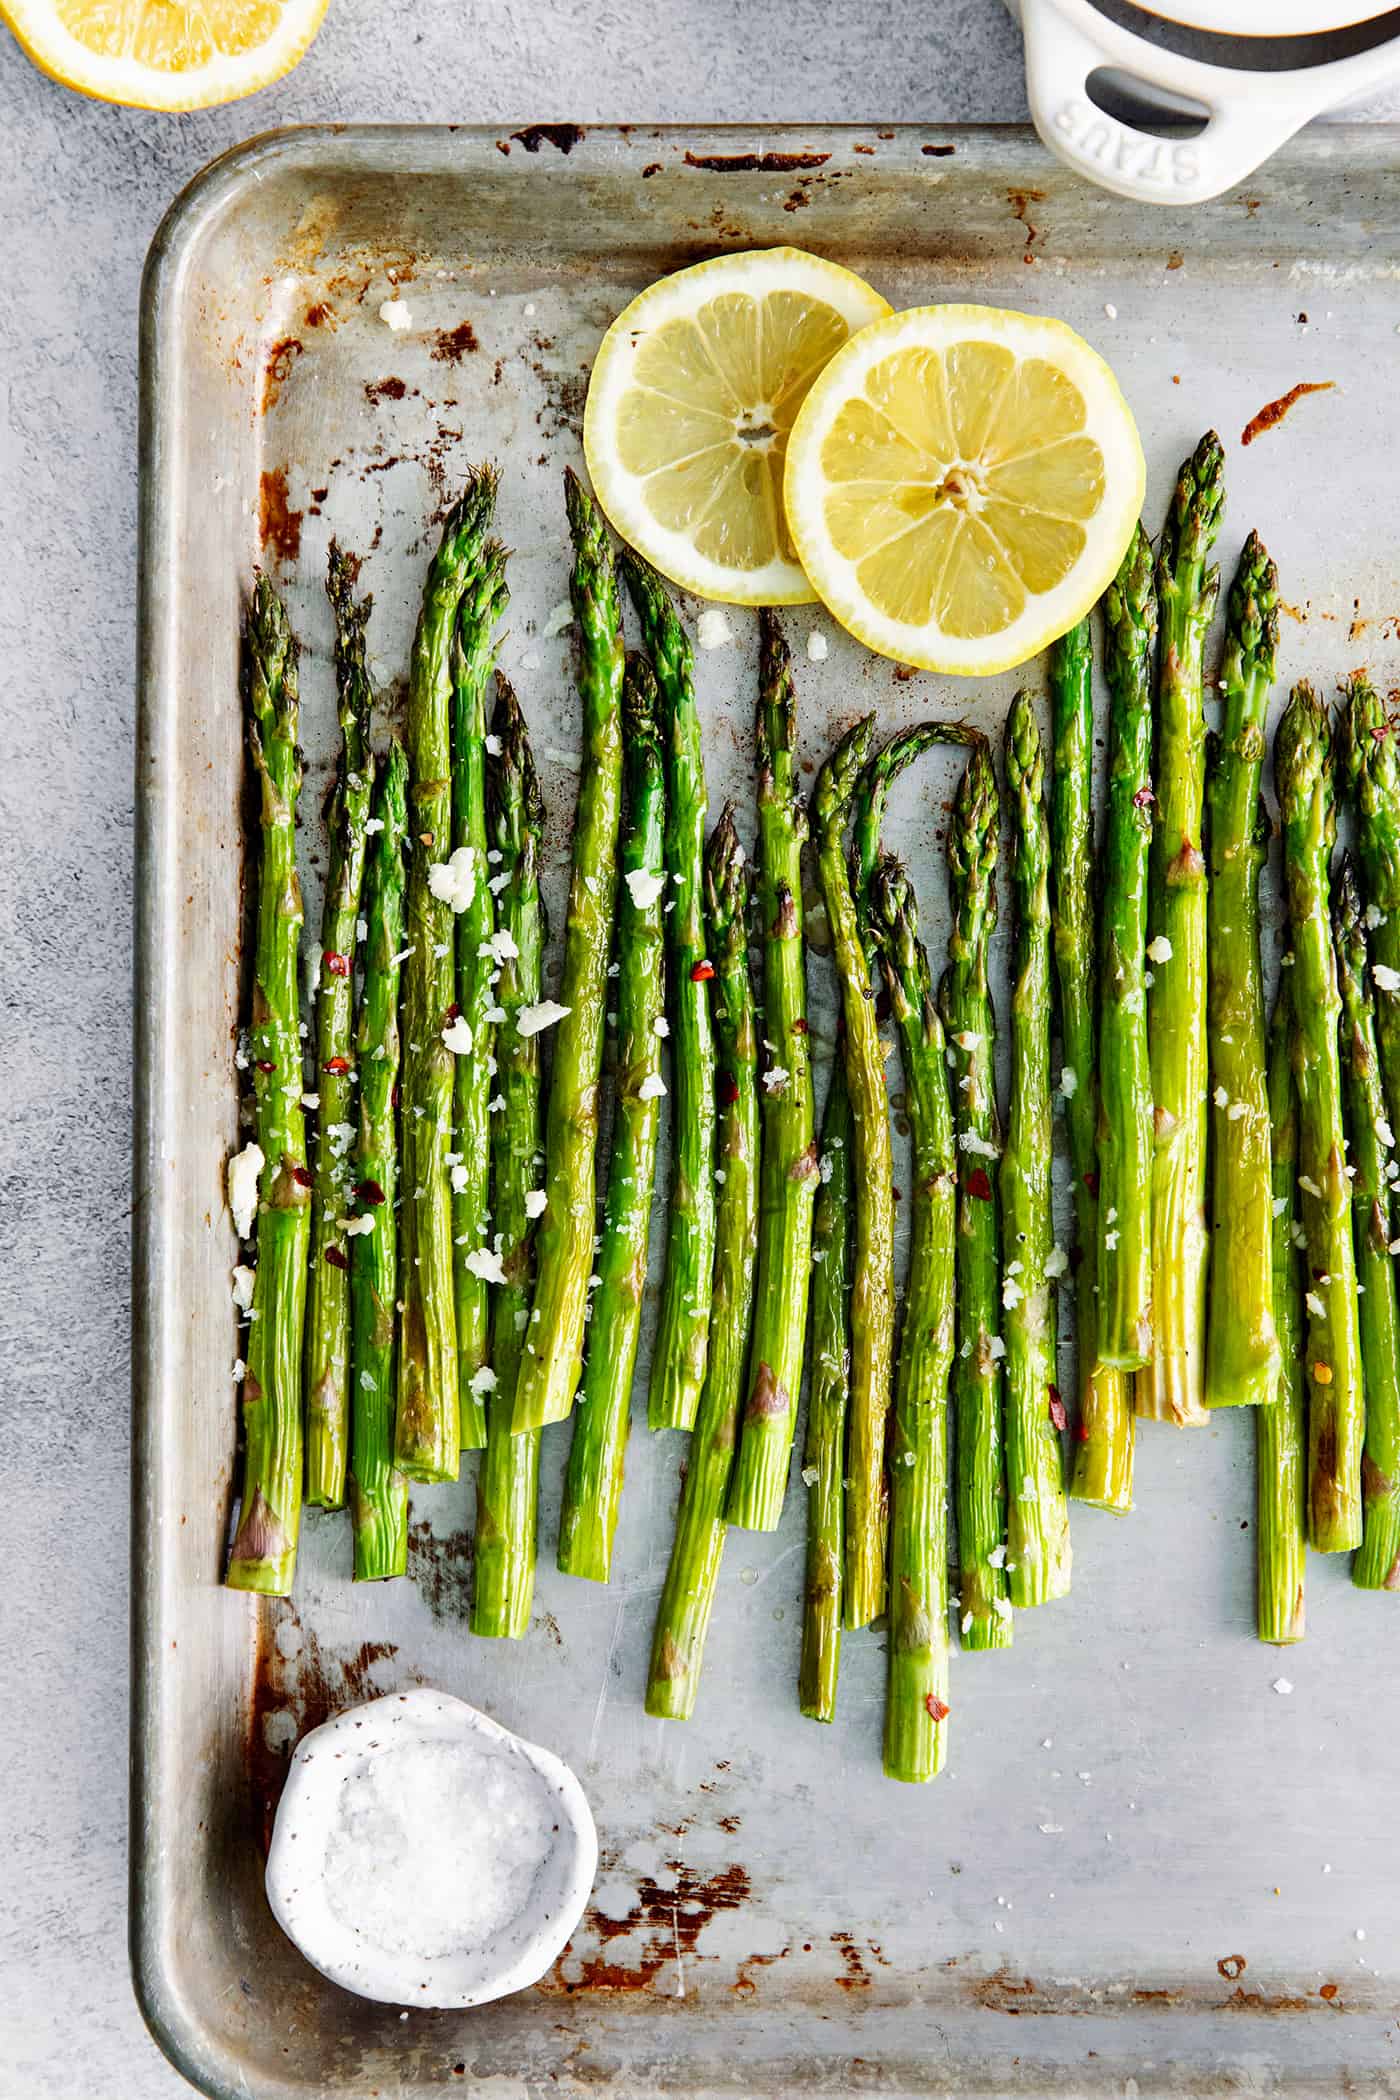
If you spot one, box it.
[2,3,1399,2094]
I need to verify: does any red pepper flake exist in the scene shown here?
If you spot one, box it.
[391,1083,401,1110]
[323,1055,351,1075]
[924,1692,950,1722]
[718,1074,739,1106]
[1076,1419,1091,1443]
[1319,1982,1339,2002]
[1048,1385,1068,1432]
[356,1179,387,1207]
[256,1059,276,1074]
[792,1017,809,1034]
[325,1245,349,1271]
[966,1167,993,1202]
[324,950,351,977]
[1132,785,1154,810]
[690,959,715,982]
[1083,1169,1100,1198]
[446,1002,461,1022]
[292,1165,313,1189]
[1240,379,1334,448]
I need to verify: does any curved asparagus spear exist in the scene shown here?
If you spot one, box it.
[349,744,410,1582]
[1276,682,1363,1551]
[473,679,546,1636]
[1001,694,1071,1605]
[227,577,309,1594]
[305,544,375,1509]
[647,810,759,1711]
[871,857,955,1782]
[1097,523,1156,1374]
[1049,619,1134,1514]
[512,471,625,1432]
[799,1070,851,1722]
[1258,986,1306,1643]
[812,716,895,1629]
[558,656,667,1580]
[397,479,499,1483]
[620,550,717,1432]
[1204,532,1280,1410]
[1338,672,1400,1139]
[1335,858,1400,1591]
[1139,434,1222,1426]
[726,612,816,1530]
[449,538,509,1451]
[941,737,1011,1650]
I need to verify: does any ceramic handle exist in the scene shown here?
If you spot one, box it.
[1020,0,1331,205]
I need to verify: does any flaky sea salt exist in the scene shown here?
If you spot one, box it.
[320,1733,555,1961]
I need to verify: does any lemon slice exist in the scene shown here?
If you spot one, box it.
[2,0,327,108]
[583,249,891,605]
[783,304,1146,675]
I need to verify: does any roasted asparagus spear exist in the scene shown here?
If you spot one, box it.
[472,679,546,1637]
[1339,672,1400,1139]
[512,471,625,1432]
[1276,682,1364,1552]
[812,716,895,1630]
[557,655,666,1580]
[349,743,410,1583]
[942,737,1011,1650]
[397,480,501,1483]
[1049,618,1134,1513]
[1096,523,1156,1375]
[726,613,816,1530]
[227,578,309,1595]
[448,532,509,1450]
[871,857,955,1781]
[1335,857,1400,1591]
[1257,986,1306,1643]
[304,545,374,1509]
[620,550,718,1433]
[1204,532,1279,1410]
[798,1069,852,1722]
[646,808,759,1712]
[1001,694,1071,1605]
[1139,434,1223,1427]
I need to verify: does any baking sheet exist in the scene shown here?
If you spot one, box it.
[133,123,1400,2099]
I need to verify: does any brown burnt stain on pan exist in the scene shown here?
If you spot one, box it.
[543,1862,753,1996]
[431,321,479,364]
[970,1969,1039,2012]
[1218,1953,1248,1981]
[733,1945,789,1995]
[511,123,585,155]
[257,468,302,563]
[364,376,409,405]
[831,1931,872,1992]
[1222,1984,1315,2012]
[1008,188,1046,265]
[406,1515,473,1618]
[684,149,831,174]
[260,336,303,415]
[245,1605,401,1856]
[1241,381,1335,446]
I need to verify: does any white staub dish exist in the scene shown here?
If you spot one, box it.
[264,1688,598,2009]
[1008,0,1400,201]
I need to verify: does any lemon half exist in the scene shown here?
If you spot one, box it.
[2,0,327,108]
[583,248,891,605]
[783,304,1146,675]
